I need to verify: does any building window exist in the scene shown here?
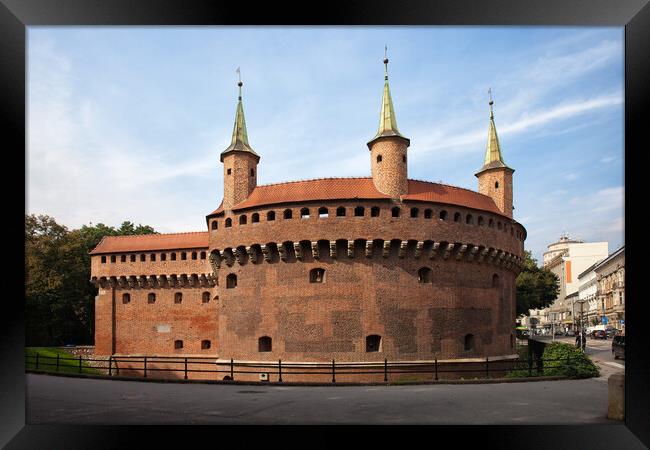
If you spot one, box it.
[148,293,156,304]
[318,207,328,218]
[227,168,232,175]
[336,206,346,217]
[250,168,255,176]
[181,252,187,260]
[466,214,473,225]
[418,267,433,283]
[300,208,310,218]
[454,212,461,222]
[161,253,167,261]
[122,293,130,304]
[240,215,247,225]
[201,340,211,350]
[492,274,500,288]
[150,253,156,261]
[120,255,126,262]
[391,207,400,218]
[464,334,475,351]
[495,181,499,189]
[410,208,419,218]
[101,256,106,263]
[211,221,218,230]
[171,252,177,261]
[283,209,293,219]
[202,292,210,303]
[174,340,183,349]
[110,255,116,263]
[226,274,237,289]
[354,206,365,217]
[252,213,260,223]
[370,206,380,217]
[366,335,382,352]
[259,336,272,352]
[497,222,502,230]
[402,155,407,163]
[174,292,183,304]
[478,216,484,226]
[489,219,494,228]
[192,251,197,260]
[424,209,432,219]
[130,254,136,262]
[200,251,206,260]
[439,210,448,221]
[309,268,326,283]
[377,154,382,163]
[267,211,276,221]
[225,218,232,227]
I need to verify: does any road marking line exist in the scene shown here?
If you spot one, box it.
[601,361,625,369]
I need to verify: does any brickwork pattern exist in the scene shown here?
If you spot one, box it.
[477,168,513,219]
[369,137,408,197]
[222,152,258,210]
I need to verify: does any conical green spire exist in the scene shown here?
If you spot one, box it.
[477,90,511,173]
[368,52,409,148]
[220,78,259,162]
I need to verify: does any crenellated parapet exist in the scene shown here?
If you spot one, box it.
[91,272,217,289]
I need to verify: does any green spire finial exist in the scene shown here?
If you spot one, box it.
[368,47,409,148]
[476,90,511,174]
[220,69,260,162]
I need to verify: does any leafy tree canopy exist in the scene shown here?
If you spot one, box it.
[516,250,560,317]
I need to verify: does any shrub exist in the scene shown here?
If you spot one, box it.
[541,342,599,379]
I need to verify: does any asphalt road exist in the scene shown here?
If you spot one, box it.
[26,373,617,425]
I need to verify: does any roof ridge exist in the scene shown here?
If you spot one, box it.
[103,231,207,239]
[408,178,486,196]
[256,176,372,188]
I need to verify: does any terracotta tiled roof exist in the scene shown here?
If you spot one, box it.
[208,177,502,216]
[89,232,209,255]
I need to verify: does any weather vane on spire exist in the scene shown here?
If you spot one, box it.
[236,67,242,100]
[383,45,389,80]
[488,87,494,118]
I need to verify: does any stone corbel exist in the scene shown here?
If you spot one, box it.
[442,243,455,260]
[429,242,440,259]
[365,240,374,258]
[148,275,157,287]
[157,275,167,287]
[199,274,208,287]
[311,241,320,260]
[467,246,479,262]
[261,244,272,262]
[329,240,337,259]
[455,244,468,261]
[398,240,408,259]
[209,250,222,271]
[382,241,391,258]
[278,243,288,262]
[224,249,235,267]
[294,242,304,261]
[246,246,256,263]
[414,241,424,258]
[347,240,354,258]
[234,248,246,265]
[137,276,147,288]
[478,247,490,263]
[118,276,128,288]
[178,274,188,287]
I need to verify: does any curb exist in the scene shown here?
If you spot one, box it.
[26,370,570,386]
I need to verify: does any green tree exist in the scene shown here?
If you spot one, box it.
[516,250,560,317]
[25,214,157,346]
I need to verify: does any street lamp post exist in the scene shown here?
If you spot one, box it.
[573,298,588,351]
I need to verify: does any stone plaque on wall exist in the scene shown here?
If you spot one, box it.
[156,324,171,333]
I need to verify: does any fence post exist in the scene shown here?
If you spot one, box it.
[35,352,39,370]
[108,356,112,376]
[116,356,120,376]
[435,358,438,381]
[56,353,60,372]
[230,358,234,380]
[486,357,489,379]
[79,355,82,373]
[184,357,188,380]
[332,359,336,383]
[384,358,388,383]
[144,356,147,378]
[278,359,282,383]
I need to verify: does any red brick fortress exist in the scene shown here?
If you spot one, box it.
[90,58,526,376]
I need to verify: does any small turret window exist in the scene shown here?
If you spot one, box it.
[402,155,407,163]
[211,221,218,230]
[251,169,255,176]
[377,154,382,163]
[225,218,232,228]
[227,168,232,175]
[495,181,499,189]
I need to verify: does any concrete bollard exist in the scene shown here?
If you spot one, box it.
[607,372,625,421]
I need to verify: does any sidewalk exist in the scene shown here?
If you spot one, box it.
[26,373,617,424]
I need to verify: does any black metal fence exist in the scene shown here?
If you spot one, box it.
[25,349,576,383]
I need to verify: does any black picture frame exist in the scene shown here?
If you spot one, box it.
[2,0,648,447]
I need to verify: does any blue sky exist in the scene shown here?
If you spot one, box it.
[27,27,624,263]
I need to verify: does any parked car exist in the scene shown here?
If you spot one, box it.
[592,329,607,339]
[612,335,625,359]
[565,330,576,336]
[606,328,618,338]
[554,330,564,336]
